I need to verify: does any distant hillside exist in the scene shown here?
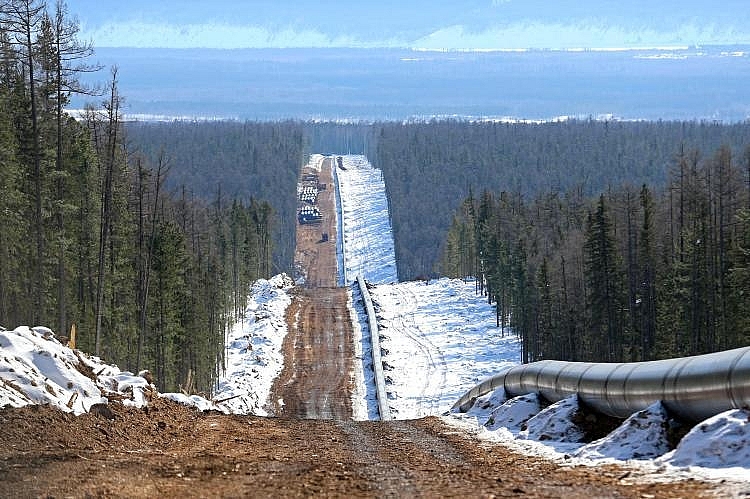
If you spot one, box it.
[125,121,305,272]
[370,120,750,279]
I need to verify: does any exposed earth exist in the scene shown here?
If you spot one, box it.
[0,157,717,498]
[0,400,714,498]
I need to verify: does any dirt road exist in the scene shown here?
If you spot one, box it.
[0,401,714,498]
[269,287,354,419]
[268,156,355,420]
[294,156,338,289]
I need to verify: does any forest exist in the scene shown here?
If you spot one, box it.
[3,0,750,391]
[0,0,286,393]
[369,120,750,280]
[441,144,750,363]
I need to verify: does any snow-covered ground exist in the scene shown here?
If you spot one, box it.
[213,273,294,416]
[349,284,379,421]
[369,278,520,419]
[0,326,170,414]
[335,155,398,285]
[332,152,750,490]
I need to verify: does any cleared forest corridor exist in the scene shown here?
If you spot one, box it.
[268,156,355,420]
[0,154,716,498]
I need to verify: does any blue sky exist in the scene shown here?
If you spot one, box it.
[68,1,750,49]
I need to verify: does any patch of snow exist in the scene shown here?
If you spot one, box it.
[519,394,584,444]
[459,386,507,423]
[160,392,226,413]
[348,285,379,421]
[213,273,294,416]
[369,278,521,419]
[575,402,671,461]
[660,409,750,470]
[485,393,541,432]
[0,326,156,414]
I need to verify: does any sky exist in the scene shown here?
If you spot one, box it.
[67,1,750,49]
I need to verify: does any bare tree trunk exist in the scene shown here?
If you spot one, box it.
[136,152,167,370]
[95,68,120,356]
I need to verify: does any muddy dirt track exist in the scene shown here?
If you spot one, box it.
[269,287,354,420]
[0,156,720,497]
[0,401,714,498]
[267,155,355,420]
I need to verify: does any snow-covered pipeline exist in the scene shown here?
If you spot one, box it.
[452,346,750,422]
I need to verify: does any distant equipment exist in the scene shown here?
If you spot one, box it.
[298,206,322,224]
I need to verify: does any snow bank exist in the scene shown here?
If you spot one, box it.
[576,402,671,461]
[369,278,521,419]
[213,273,294,416]
[0,274,294,418]
[336,155,398,285]
[660,409,750,470]
[349,284,379,421]
[0,326,157,414]
[485,393,540,431]
[519,395,584,443]
[453,384,750,484]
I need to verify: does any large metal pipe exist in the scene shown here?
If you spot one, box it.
[356,275,392,421]
[452,346,750,422]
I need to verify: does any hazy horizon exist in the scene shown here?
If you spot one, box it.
[67,1,750,50]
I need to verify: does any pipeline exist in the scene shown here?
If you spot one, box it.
[356,275,392,421]
[452,346,750,422]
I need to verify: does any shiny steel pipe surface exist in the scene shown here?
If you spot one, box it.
[452,347,750,422]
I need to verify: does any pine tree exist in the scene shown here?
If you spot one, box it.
[583,195,623,361]
[638,184,657,360]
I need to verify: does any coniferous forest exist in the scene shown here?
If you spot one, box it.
[440,144,750,363]
[2,1,750,391]
[0,1,290,393]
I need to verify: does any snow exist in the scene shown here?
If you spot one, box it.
[485,393,540,431]
[660,409,750,470]
[349,284,379,421]
[335,155,398,285]
[213,273,294,416]
[576,402,671,461]
[519,395,584,443]
[368,278,521,419]
[0,326,160,414]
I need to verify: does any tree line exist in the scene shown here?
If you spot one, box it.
[442,144,750,362]
[0,0,276,393]
[369,120,750,280]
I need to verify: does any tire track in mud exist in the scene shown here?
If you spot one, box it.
[269,287,354,420]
